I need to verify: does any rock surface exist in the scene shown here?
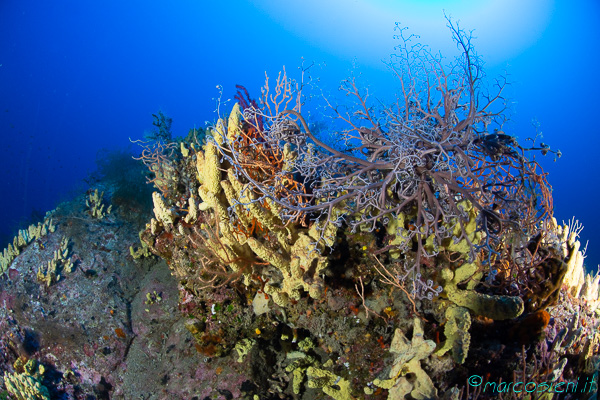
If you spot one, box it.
[0,200,250,400]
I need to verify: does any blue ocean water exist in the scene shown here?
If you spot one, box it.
[0,0,599,271]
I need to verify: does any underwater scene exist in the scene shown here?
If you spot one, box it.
[0,1,599,399]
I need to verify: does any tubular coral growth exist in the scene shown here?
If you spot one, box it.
[140,103,336,303]
[440,262,524,320]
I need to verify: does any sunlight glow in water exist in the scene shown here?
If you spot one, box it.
[254,0,553,67]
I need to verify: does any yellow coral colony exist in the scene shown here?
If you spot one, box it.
[1,214,56,275]
[148,103,337,306]
[86,189,112,219]
[373,318,437,400]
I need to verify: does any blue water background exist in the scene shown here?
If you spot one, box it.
[1,1,599,271]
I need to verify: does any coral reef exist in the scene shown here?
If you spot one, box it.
[2,19,599,400]
[130,89,598,398]
[128,22,599,394]
[140,103,338,308]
